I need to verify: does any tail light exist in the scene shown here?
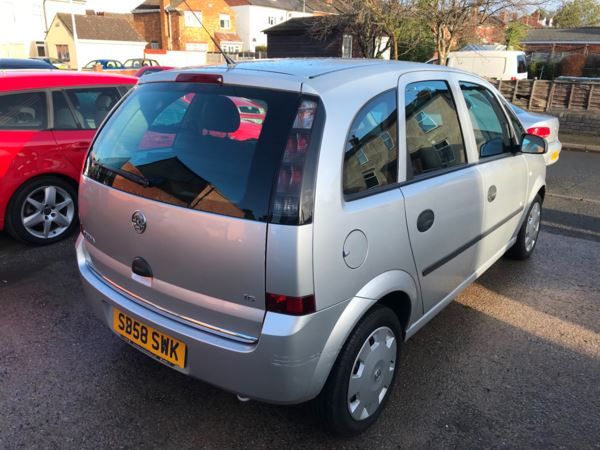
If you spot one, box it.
[271,99,318,225]
[266,293,316,315]
[527,126,551,139]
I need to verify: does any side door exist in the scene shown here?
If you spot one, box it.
[398,73,484,313]
[50,86,121,171]
[456,78,528,267]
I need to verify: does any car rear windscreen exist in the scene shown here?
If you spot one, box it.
[84,81,301,221]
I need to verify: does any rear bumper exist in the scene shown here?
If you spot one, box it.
[76,235,346,404]
[545,140,562,166]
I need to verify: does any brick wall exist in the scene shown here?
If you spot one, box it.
[163,0,237,52]
[547,110,600,136]
[131,13,161,49]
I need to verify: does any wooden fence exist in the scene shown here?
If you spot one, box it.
[488,79,600,112]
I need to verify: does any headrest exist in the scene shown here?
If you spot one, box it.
[201,96,240,133]
[96,94,112,110]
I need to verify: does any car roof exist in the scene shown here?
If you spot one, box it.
[139,58,475,94]
[0,58,54,69]
[0,71,138,92]
[145,58,427,81]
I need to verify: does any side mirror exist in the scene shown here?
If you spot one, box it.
[521,133,547,154]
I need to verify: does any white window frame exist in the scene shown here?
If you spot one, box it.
[219,14,230,30]
[184,10,202,28]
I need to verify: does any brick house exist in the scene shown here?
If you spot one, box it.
[131,0,242,53]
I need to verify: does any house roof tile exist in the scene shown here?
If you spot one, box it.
[57,13,146,42]
[523,27,600,43]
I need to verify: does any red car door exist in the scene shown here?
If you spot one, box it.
[50,90,95,172]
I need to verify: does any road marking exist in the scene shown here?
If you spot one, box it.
[459,286,600,359]
[542,220,600,238]
[547,193,600,205]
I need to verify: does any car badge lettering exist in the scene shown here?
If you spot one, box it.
[131,211,147,234]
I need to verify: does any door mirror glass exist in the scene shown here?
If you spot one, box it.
[521,134,547,154]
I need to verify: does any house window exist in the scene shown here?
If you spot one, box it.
[36,41,46,57]
[363,171,379,189]
[357,149,369,166]
[184,10,202,28]
[220,14,230,30]
[56,44,70,62]
[342,34,353,59]
[150,40,159,49]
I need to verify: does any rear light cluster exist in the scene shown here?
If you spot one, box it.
[266,293,316,316]
[527,126,551,139]
[271,99,318,225]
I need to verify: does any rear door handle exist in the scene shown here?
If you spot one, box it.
[417,209,435,232]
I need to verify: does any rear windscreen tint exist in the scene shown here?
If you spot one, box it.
[85,82,301,221]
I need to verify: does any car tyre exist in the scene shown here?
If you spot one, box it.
[506,194,542,260]
[315,305,402,436]
[6,176,78,245]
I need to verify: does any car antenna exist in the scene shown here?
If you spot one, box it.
[180,0,236,69]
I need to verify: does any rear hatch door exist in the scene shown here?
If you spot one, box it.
[80,80,301,341]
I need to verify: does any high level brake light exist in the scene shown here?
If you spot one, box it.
[271,99,318,225]
[527,126,551,139]
[175,73,223,84]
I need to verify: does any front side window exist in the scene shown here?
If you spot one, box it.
[85,82,302,221]
[64,87,121,129]
[405,81,467,177]
[0,92,47,130]
[343,90,398,197]
[184,10,202,28]
[460,82,513,158]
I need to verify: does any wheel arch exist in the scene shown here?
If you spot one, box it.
[307,270,420,400]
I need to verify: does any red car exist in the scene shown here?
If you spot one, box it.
[0,71,137,244]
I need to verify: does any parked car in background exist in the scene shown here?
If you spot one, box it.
[124,58,159,69]
[0,58,55,70]
[446,50,528,81]
[134,65,174,78]
[77,60,548,436]
[83,59,124,70]
[0,71,136,245]
[31,57,69,70]
[508,103,561,165]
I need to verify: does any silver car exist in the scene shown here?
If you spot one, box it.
[509,103,561,165]
[77,60,548,435]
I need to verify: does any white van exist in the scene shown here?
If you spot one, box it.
[446,50,528,80]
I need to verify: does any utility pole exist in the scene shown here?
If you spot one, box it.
[70,0,80,70]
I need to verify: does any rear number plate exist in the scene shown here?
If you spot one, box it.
[112,308,186,368]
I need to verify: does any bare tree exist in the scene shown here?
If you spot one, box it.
[309,0,425,59]
[420,0,549,65]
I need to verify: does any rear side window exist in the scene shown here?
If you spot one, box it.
[343,90,398,197]
[85,82,302,221]
[517,55,527,74]
[52,91,79,129]
[460,82,513,157]
[65,87,121,129]
[0,92,47,130]
[405,81,467,177]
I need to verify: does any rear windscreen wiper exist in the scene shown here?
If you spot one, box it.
[92,160,153,187]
